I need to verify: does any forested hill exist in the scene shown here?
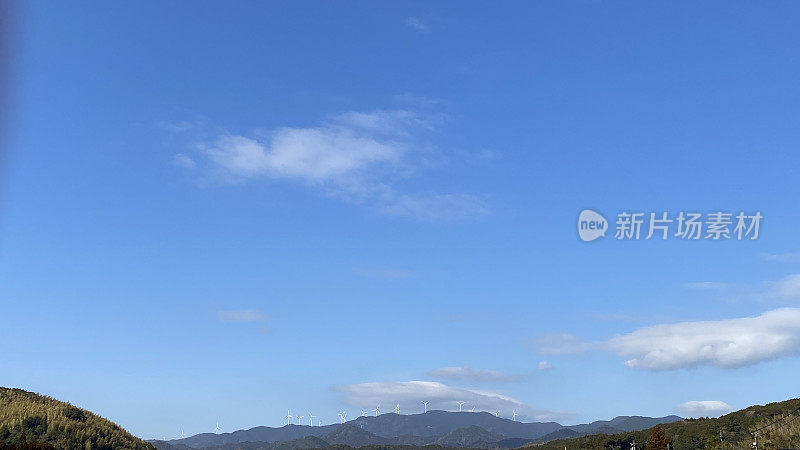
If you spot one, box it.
[0,387,154,450]
[529,397,800,450]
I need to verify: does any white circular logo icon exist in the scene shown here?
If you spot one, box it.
[578,209,608,242]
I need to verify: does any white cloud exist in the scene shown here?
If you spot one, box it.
[204,129,401,185]
[199,110,415,194]
[183,109,487,221]
[609,308,800,369]
[406,17,430,33]
[427,366,517,382]
[332,381,571,421]
[217,309,268,323]
[537,361,553,371]
[537,308,800,370]
[676,401,732,418]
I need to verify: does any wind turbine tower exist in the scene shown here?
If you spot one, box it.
[512,410,518,422]
[215,422,222,433]
[360,409,368,417]
[421,401,430,413]
[308,413,316,426]
[394,404,400,414]
[285,410,293,426]
[373,405,380,416]
[456,401,465,412]
[296,415,304,425]
[338,411,347,424]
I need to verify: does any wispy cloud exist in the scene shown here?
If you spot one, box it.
[676,401,732,418]
[760,252,800,262]
[684,281,729,290]
[157,120,194,133]
[537,361,553,371]
[217,309,268,323]
[172,153,196,169]
[681,273,800,303]
[332,381,571,421]
[770,274,800,300]
[537,308,800,370]
[175,109,488,221]
[535,333,592,356]
[593,312,673,324]
[406,17,430,33]
[382,193,489,221]
[427,366,518,382]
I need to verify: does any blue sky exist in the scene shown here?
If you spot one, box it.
[2,0,800,440]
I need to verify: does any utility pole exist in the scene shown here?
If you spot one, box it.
[719,429,724,450]
[751,431,758,450]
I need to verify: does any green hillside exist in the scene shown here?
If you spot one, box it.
[0,387,155,450]
[529,398,800,450]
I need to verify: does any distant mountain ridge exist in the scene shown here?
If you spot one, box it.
[151,410,682,449]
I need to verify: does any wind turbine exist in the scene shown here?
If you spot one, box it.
[494,411,500,417]
[285,410,293,426]
[215,422,222,433]
[512,410,518,422]
[470,406,476,413]
[308,413,316,426]
[338,411,347,424]
[373,405,380,416]
[360,409,368,417]
[421,401,429,413]
[296,415,304,425]
[394,404,400,414]
[180,430,186,439]
[456,401,466,412]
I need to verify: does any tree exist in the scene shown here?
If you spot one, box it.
[648,425,671,450]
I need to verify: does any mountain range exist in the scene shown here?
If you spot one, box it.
[150,411,682,449]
